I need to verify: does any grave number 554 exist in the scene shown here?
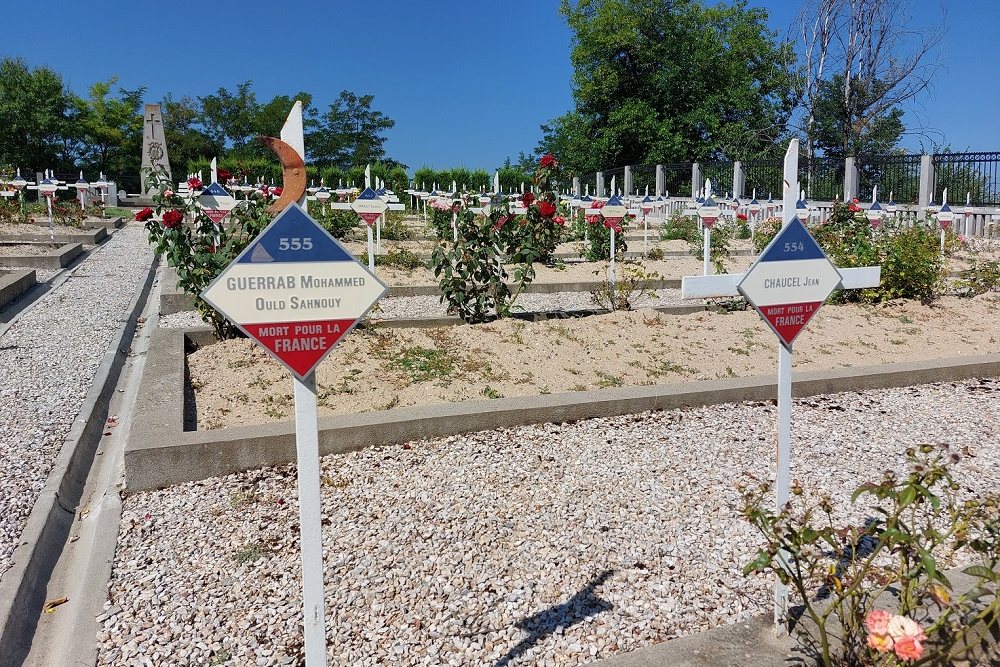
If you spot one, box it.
[784,241,805,252]
[278,237,313,251]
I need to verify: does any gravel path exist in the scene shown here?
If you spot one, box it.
[0,223,152,576]
[98,377,999,666]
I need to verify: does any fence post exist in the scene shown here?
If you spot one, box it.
[572,177,581,198]
[655,165,665,196]
[596,171,605,198]
[691,162,702,198]
[843,157,859,201]
[918,154,934,208]
[733,161,745,199]
[624,166,633,195]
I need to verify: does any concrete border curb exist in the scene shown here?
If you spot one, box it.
[363,304,714,330]
[0,270,36,310]
[125,327,1000,492]
[2,228,107,245]
[0,242,83,270]
[158,266,685,315]
[0,251,159,662]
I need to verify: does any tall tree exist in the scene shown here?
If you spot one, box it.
[71,77,145,179]
[543,0,796,169]
[161,94,222,178]
[198,81,260,155]
[310,91,395,169]
[0,57,72,172]
[794,0,943,158]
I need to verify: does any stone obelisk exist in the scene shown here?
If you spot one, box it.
[140,103,171,194]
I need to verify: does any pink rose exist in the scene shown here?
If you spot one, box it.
[893,635,923,662]
[867,631,894,654]
[887,615,924,642]
[865,610,892,636]
[553,215,565,226]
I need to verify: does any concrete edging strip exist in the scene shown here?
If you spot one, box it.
[0,242,83,270]
[124,327,1000,492]
[0,252,159,662]
[0,270,36,310]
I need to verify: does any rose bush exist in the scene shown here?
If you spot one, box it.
[143,166,272,338]
[741,444,1000,666]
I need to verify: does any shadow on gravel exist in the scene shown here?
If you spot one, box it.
[494,569,615,667]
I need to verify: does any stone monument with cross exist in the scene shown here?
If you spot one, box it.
[140,103,171,194]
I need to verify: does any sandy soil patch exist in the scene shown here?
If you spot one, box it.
[0,243,63,257]
[0,222,90,236]
[187,294,1000,430]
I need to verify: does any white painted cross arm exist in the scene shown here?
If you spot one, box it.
[682,266,881,300]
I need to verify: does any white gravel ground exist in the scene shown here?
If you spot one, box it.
[0,223,152,576]
[99,377,999,666]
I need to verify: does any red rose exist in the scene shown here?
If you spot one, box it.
[539,201,557,218]
[134,207,154,222]
[539,154,556,168]
[217,169,232,183]
[553,215,565,226]
[162,210,184,228]
[187,177,202,190]
[736,213,748,221]
[273,186,283,196]
[522,192,535,206]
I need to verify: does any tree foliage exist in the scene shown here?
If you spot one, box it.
[542,0,797,172]
[0,57,72,171]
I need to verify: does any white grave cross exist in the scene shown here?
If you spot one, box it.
[681,140,881,636]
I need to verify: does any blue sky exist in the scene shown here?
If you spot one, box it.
[1,0,995,171]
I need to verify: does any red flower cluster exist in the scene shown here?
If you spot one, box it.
[217,169,232,183]
[553,215,565,226]
[134,207,154,222]
[585,199,604,224]
[162,209,184,229]
[273,186,283,197]
[539,154,557,168]
[539,201,557,218]
[848,197,861,213]
[187,177,203,190]
[522,192,535,206]
[736,212,748,221]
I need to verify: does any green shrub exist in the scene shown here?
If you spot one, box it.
[752,217,783,253]
[379,212,411,240]
[590,262,660,311]
[812,203,943,304]
[659,214,699,242]
[314,209,358,239]
[958,260,1000,296]
[370,247,424,270]
[584,219,628,262]
[688,222,731,274]
[646,247,664,260]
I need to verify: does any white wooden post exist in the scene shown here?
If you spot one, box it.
[281,101,328,667]
[773,140,798,636]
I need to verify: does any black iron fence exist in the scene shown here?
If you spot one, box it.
[743,158,782,201]
[933,152,1000,206]
[800,157,842,201]
[632,164,657,196]
[702,162,733,197]
[857,154,921,205]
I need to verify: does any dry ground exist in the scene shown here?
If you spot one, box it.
[187,294,1000,430]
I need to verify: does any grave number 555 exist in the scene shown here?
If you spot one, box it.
[784,241,805,252]
[278,237,313,251]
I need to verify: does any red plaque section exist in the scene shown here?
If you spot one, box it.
[243,319,357,377]
[758,301,823,347]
